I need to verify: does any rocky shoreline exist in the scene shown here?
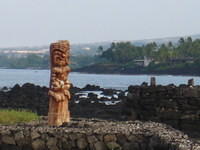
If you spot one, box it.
[0,83,124,119]
[74,64,200,76]
[1,82,200,149]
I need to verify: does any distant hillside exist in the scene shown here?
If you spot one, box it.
[75,36,200,76]
[0,34,200,71]
[0,34,200,56]
[0,43,110,57]
[132,34,200,46]
[73,34,200,55]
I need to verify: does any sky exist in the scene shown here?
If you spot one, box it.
[0,0,200,47]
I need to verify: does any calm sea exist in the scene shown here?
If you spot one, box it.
[0,69,199,90]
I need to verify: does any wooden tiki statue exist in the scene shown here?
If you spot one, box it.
[48,40,71,126]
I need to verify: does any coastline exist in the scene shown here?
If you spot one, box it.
[72,70,200,77]
[1,68,200,77]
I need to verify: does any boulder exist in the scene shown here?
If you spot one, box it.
[94,142,107,150]
[32,139,45,150]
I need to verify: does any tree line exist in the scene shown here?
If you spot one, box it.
[0,54,49,69]
[0,54,100,69]
[100,37,200,64]
[1,36,200,73]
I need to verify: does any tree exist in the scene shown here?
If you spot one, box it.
[179,38,185,45]
[97,46,103,55]
[187,37,192,43]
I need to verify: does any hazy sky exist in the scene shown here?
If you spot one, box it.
[0,0,200,47]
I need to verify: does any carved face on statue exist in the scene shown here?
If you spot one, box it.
[52,49,68,66]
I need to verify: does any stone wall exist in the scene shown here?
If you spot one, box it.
[122,84,200,137]
[0,118,199,150]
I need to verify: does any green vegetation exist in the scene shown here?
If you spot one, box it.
[70,55,105,69]
[0,54,49,69]
[100,37,200,63]
[91,37,200,74]
[0,109,39,124]
[0,54,104,69]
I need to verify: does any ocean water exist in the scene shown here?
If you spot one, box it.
[0,69,199,90]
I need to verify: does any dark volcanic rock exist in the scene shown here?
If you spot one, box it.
[0,83,122,120]
[1,83,200,139]
[122,85,200,138]
[0,83,49,115]
[82,84,102,91]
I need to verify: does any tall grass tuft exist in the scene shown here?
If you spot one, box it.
[0,109,39,124]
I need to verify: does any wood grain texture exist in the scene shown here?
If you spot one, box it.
[48,40,71,126]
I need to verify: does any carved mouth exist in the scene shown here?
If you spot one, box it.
[53,49,66,64]
[55,56,62,61]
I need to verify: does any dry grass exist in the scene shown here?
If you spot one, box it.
[0,109,39,124]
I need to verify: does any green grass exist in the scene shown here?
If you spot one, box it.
[0,109,39,124]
